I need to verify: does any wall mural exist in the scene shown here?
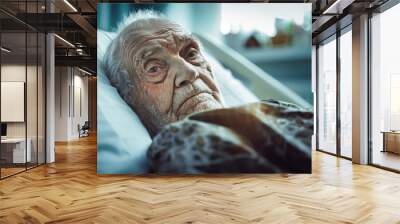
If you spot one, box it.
[97,3,313,174]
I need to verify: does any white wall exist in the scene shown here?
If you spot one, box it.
[55,67,89,141]
[71,73,89,138]
[55,66,69,141]
[1,82,25,122]
[1,65,41,137]
[1,65,26,133]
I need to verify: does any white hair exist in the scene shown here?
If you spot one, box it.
[115,10,165,34]
[102,10,165,105]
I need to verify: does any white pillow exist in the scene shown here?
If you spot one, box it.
[97,31,151,174]
[97,75,151,174]
[97,30,258,174]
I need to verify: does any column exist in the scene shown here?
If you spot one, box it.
[352,14,369,164]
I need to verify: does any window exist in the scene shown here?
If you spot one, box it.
[317,36,337,154]
[370,3,400,171]
[339,28,352,158]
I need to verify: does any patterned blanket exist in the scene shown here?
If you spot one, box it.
[147,100,313,174]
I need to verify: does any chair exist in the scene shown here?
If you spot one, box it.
[79,121,90,138]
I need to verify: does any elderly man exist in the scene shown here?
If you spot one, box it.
[104,11,224,137]
[104,11,312,173]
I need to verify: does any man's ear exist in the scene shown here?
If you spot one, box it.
[105,61,133,105]
[117,69,134,104]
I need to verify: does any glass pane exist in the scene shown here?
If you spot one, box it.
[38,32,45,165]
[27,31,38,169]
[371,4,400,171]
[340,29,352,158]
[317,37,337,154]
[26,0,39,169]
[1,30,27,177]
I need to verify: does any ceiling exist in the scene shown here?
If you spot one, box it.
[0,0,97,73]
[0,0,392,74]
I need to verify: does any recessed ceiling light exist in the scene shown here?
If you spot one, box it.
[63,0,78,12]
[1,47,11,53]
[54,34,75,48]
[78,67,93,76]
[322,0,354,15]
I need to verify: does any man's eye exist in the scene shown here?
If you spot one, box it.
[145,61,164,75]
[147,66,159,73]
[186,48,199,60]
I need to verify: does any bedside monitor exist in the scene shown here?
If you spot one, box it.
[1,123,7,138]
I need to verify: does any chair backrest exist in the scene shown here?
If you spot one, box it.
[83,121,90,129]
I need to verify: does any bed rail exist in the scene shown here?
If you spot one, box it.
[196,34,312,110]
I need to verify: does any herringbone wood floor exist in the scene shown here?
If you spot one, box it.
[1,135,400,224]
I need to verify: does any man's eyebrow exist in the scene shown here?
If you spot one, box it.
[180,35,201,50]
[140,46,163,59]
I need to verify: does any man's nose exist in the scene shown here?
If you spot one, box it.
[174,59,198,88]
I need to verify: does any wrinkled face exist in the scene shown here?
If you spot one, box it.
[124,20,223,135]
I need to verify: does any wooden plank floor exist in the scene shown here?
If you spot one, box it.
[1,134,400,224]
